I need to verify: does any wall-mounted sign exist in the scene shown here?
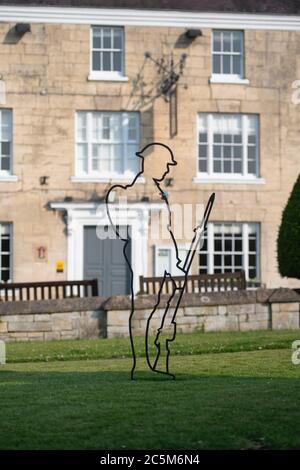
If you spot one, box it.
[55,260,64,273]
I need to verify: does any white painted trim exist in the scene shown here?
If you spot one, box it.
[0,7,300,30]
[210,75,250,85]
[89,26,126,79]
[50,201,164,294]
[0,175,18,182]
[70,176,145,183]
[193,176,265,184]
[154,243,190,276]
[87,72,129,82]
[50,202,164,211]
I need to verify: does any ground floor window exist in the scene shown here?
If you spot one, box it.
[0,223,11,282]
[199,222,260,281]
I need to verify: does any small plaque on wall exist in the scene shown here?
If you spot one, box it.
[55,260,64,273]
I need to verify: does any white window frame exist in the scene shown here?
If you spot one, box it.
[73,111,141,182]
[199,222,260,282]
[0,109,18,182]
[0,222,12,283]
[154,244,189,277]
[210,30,249,85]
[88,26,128,82]
[194,113,265,184]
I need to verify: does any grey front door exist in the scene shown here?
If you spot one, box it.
[83,225,131,296]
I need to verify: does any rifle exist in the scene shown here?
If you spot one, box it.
[151,192,215,377]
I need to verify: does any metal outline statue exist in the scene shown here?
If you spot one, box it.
[106,143,215,379]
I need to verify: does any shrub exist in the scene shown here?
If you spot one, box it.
[277,174,300,279]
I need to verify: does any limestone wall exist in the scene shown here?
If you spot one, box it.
[0,289,299,342]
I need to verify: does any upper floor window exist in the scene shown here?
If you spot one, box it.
[0,109,12,177]
[0,223,12,283]
[198,113,259,180]
[76,111,140,179]
[212,30,244,81]
[199,222,260,283]
[91,26,124,79]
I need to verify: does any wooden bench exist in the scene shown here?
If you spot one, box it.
[138,271,246,295]
[0,279,98,302]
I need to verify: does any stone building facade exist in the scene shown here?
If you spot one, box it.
[0,2,300,295]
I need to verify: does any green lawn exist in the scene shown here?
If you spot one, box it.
[0,330,299,450]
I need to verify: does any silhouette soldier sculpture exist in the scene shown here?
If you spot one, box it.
[106,143,215,380]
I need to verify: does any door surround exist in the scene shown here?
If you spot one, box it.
[50,201,163,294]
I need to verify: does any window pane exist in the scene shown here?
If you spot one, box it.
[214,254,222,266]
[213,31,221,52]
[113,29,123,49]
[92,52,101,71]
[248,160,256,175]
[213,145,221,159]
[233,55,241,75]
[224,160,231,173]
[102,52,111,71]
[234,255,242,266]
[213,160,221,173]
[199,159,207,172]
[1,254,10,268]
[1,142,10,156]
[233,146,242,159]
[213,54,221,74]
[103,28,112,49]
[127,144,139,173]
[111,144,122,173]
[199,132,207,142]
[1,110,11,131]
[249,268,257,279]
[1,270,10,282]
[234,134,242,144]
[249,237,257,252]
[224,146,231,158]
[199,144,207,158]
[1,238,9,252]
[93,32,101,49]
[223,32,231,52]
[233,32,242,52]
[113,52,122,72]
[234,161,242,173]
[214,238,222,251]
[1,156,10,171]
[77,144,88,173]
[225,238,232,250]
[222,55,231,74]
[234,238,242,251]
[77,113,87,141]
[98,145,110,172]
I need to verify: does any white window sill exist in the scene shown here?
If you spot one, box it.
[0,175,19,182]
[87,72,129,82]
[71,175,145,184]
[210,75,250,85]
[193,176,265,185]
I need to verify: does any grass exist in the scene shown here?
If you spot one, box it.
[5,329,298,363]
[0,330,299,450]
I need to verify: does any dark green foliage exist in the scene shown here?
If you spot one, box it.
[277,174,300,279]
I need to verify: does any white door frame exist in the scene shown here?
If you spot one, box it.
[50,201,163,294]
